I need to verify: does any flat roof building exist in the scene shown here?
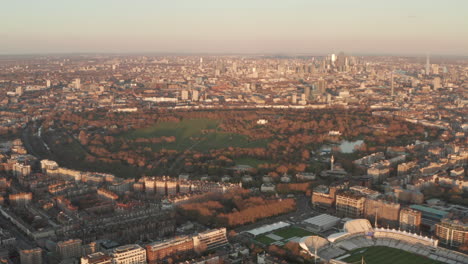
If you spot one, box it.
[435,218,468,247]
[146,236,194,264]
[56,239,82,260]
[410,205,449,228]
[303,214,341,232]
[193,228,228,253]
[81,252,112,264]
[399,208,422,233]
[110,244,146,264]
[19,248,42,264]
[336,191,366,218]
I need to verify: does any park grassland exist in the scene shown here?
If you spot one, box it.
[234,157,271,167]
[122,118,269,152]
[343,246,444,264]
[42,129,143,178]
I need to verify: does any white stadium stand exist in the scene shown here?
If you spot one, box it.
[299,219,468,264]
[343,219,373,234]
[299,236,346,261]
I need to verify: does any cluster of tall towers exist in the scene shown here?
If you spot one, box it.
[426,54,430,76]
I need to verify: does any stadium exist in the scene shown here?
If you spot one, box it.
[299,219,468,264]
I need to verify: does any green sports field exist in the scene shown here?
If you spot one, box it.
[343,246,444,264]
[122,118,269,152]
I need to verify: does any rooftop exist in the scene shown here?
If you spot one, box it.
[303,214,340,227]
[409,205,449,218]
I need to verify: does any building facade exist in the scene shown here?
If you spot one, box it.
[110,244,147,264]
[435,218,468,247]
[399,208,422,233]
[311,185,343,209]
[81,252,112,264]
[56,239,82,260]
[364,199,400,227]
[193,228,228,253]
[146,236,194,263]
[336,191,366,218]
[19,248,42,264]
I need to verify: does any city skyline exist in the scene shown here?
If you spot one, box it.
[1,0,468,55]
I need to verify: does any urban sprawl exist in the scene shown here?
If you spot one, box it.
[0,54,467,264]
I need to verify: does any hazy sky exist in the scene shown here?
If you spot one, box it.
[1,0,467,55]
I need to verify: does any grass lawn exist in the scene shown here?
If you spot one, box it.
[255,235,277,245]
[343,246,444,264]
[273,227,314,240]
[254,227,315,246]
[123,118,219,139]
[43,130,144,178]
[234,157,271,167]
[121,118,269,152]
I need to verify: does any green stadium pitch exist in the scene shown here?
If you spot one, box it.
[343,246,444,264]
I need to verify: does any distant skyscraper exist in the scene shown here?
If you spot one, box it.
[75,78,81,89]
[181,90,189,100]
[291,93,297,104]
[431,64,439,75]
[191,90,199,101]
[330,54,337,64]
[391,72,394,97]
[317,78,326,94]
[433,77,441,89]
[425,54,430,75]
[304,86,311,100]
[16,86,23,96]
[330,155,334,171]
[336,52,347,71]
[310,64,316,73]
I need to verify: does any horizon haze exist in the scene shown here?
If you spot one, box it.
[1,0,468,55]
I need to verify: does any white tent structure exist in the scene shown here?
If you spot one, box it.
[244,221,290,237]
